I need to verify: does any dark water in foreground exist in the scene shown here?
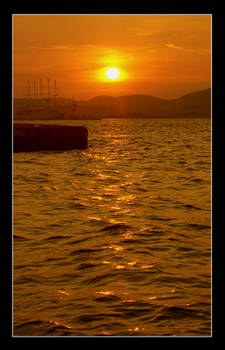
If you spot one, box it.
[13,118,211,337]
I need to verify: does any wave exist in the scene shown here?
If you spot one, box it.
[68,247,101,256]
[68,201,88,209]
[99,223,133,232]
[43,235,71,241]
[13,234,31,241]
[185,223,211,230]
[155,305,203,321]
[14,319,73,336]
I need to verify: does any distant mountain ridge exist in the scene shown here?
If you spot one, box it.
[78,88,211,118]
[14,88,211,120]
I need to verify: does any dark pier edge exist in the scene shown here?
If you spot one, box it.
[13,123,88,152]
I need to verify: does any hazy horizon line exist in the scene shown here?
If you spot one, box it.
[13,86,211,102]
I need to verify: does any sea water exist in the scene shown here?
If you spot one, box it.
[13,118,211,336]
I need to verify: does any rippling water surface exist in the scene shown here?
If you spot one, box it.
[13,118,211,336]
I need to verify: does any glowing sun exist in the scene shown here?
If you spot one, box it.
[105,67,121,80]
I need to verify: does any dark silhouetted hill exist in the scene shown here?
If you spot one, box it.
[169,88,211,118]
[14,88,211,120]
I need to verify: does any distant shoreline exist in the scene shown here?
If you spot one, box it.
[14,115,211,122]
[13,88,211,120]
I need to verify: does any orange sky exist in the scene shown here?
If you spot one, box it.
[13,14,211,100]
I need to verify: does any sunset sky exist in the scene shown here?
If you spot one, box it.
[13,14,211,100]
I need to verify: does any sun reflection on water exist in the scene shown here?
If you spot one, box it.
[128,327,145,333]
[95,290,114,296]
[57,289,70,296]
[48,319,72,329]
[116,264,126,269]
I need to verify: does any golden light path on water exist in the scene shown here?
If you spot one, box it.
[13,118,211,336]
